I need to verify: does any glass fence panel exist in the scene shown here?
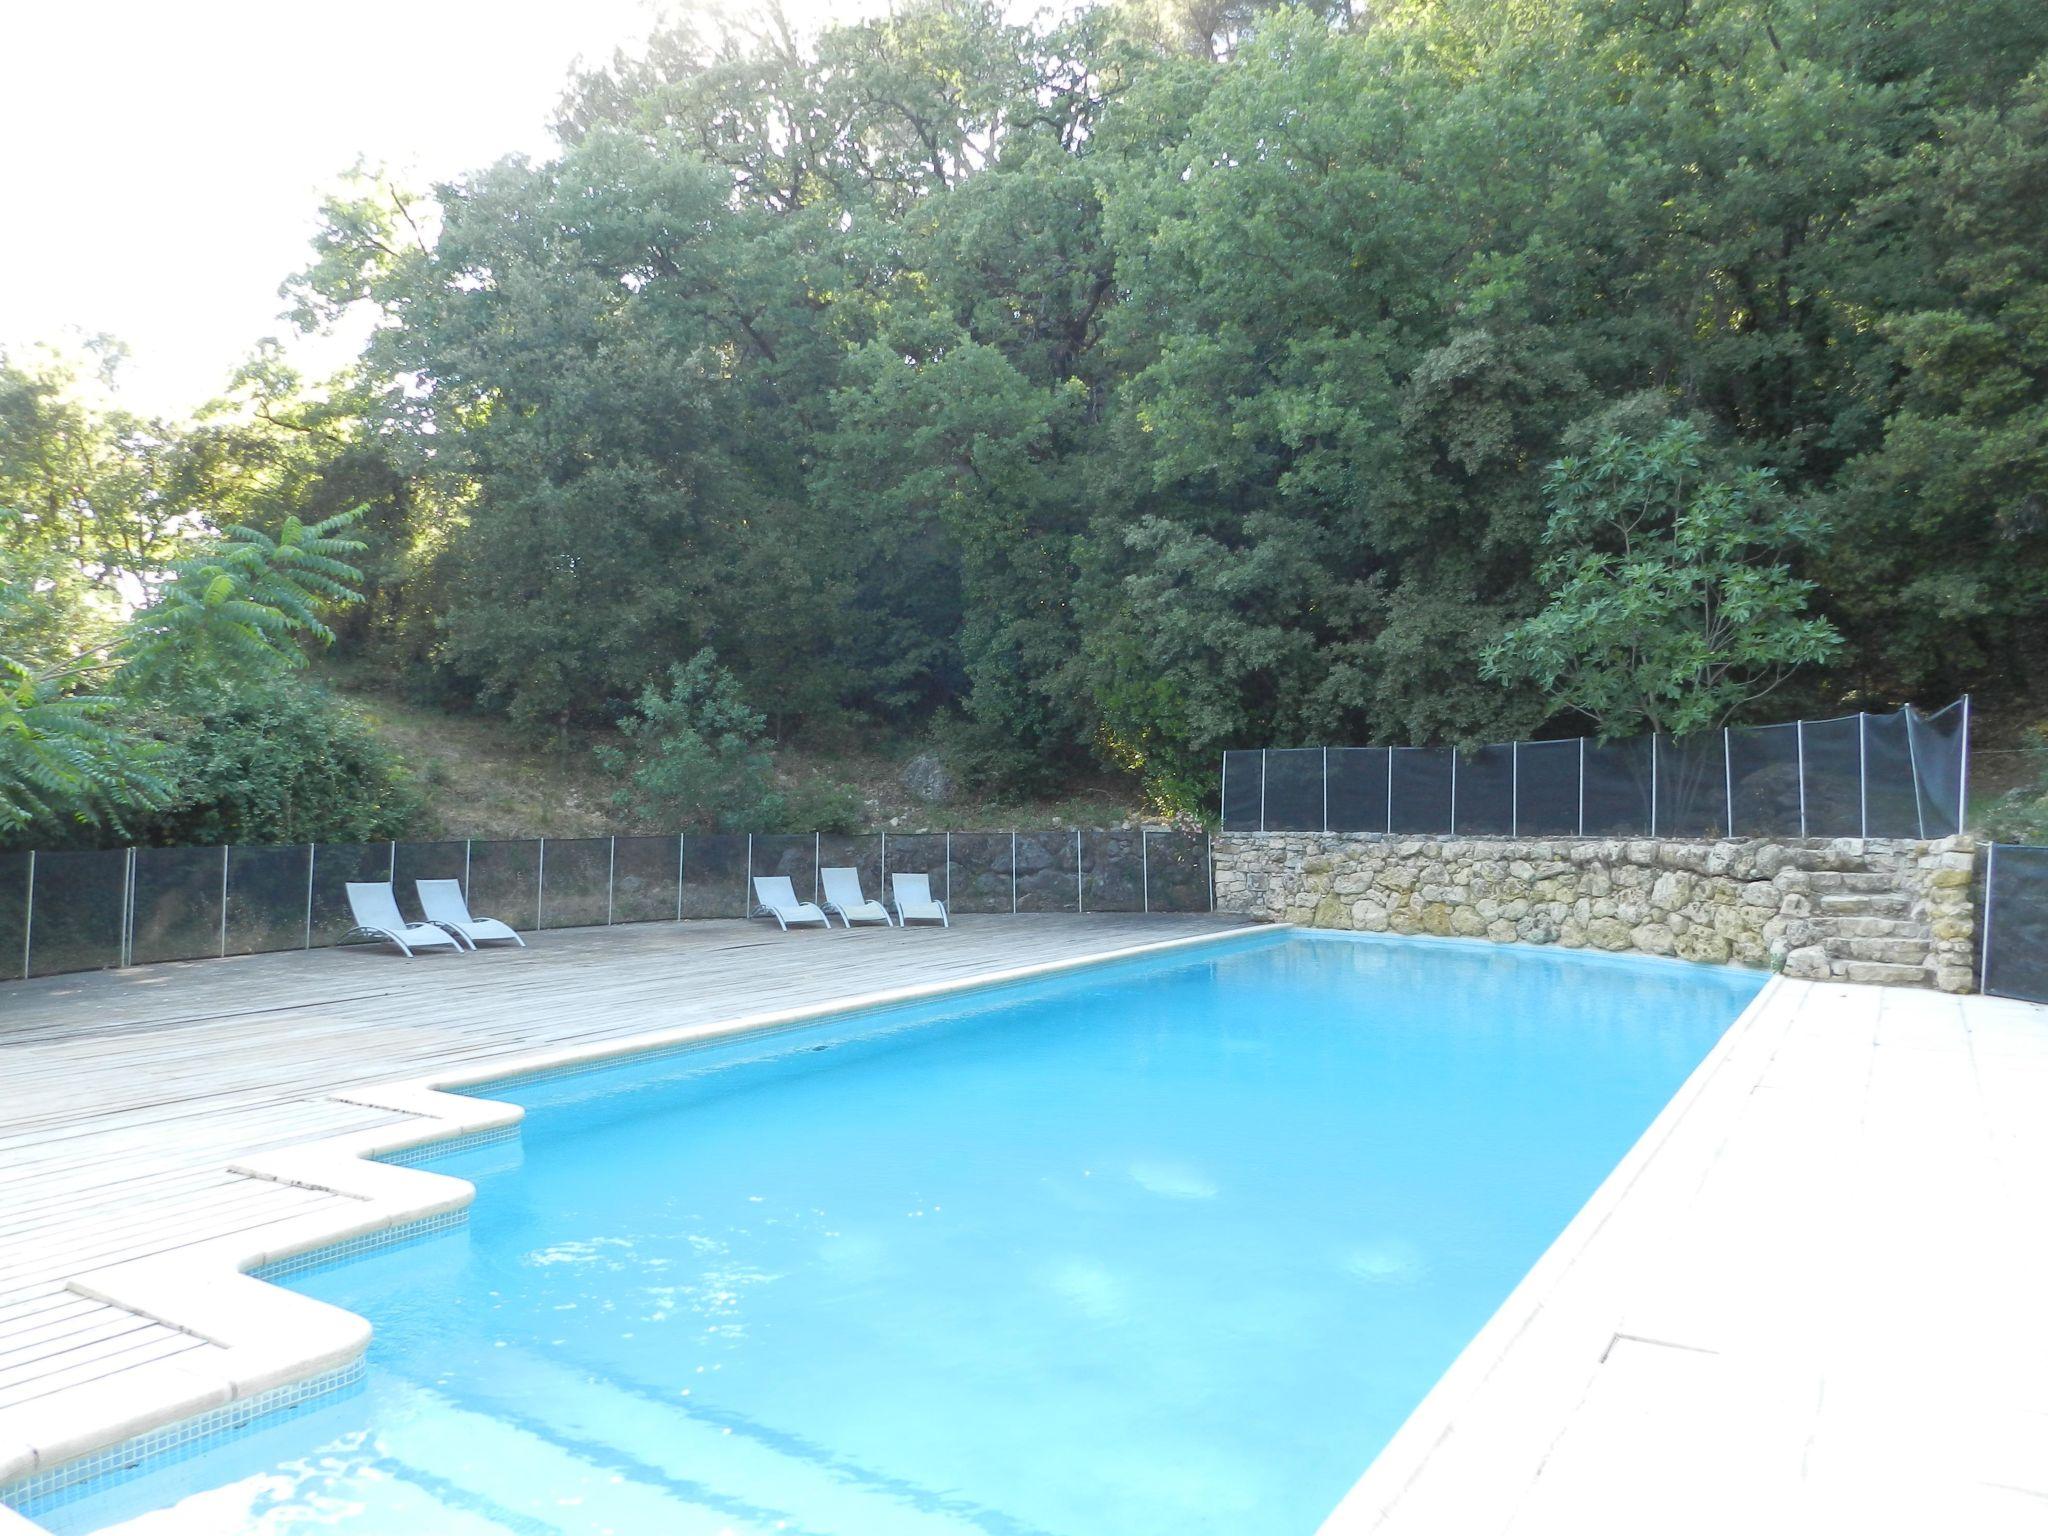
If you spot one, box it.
[1799,716,1863,837]
[1909,701,1966,838]
[130,845,227,965]
[227,845,313,956]
[468,841,541,932]
[1655,734,1726,839]
[1082,829,1143,912]
[1014,831,1081,913]
[751,835,819,906]
[882,834,947,912]
[1261,749,1325,832]
[1984,845,2048,1003]
[1388,748,1453,834]
[818,835,885,913]
[947,833,1014,915]
[27,848,128,976]
[1862,710,1924,839]
[1144,830,1211,912]
[393,841,468,917]
[1728,724,1803,837]
[310,842,394,946]
[1220,751,1263,833]
[1515,741,1581,837]
[613,836,681,923]
[1581,737,1653,836]
[1326,748,1389,834]
[540,838,612,929]
[681,834,749,919]
[1453,745,1515,836]
[0,851,30,980]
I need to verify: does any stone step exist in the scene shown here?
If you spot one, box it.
[1829,937,1931,966]
[1826,914,1925,939]
[1835,959,1930,986]
[1816,893,1911,917]
[1805,871,1904,893]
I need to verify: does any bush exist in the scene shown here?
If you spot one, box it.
[140,677,423,846]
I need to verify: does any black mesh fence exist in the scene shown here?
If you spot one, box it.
[1389,748,1454,834]
[309,842,393,947]
[1082,829,1144,912]
[1515,741,1580,836]
[1983,844,2048,1004]
[1453,745,1515,836]
[539,838,612,929]
[1014,831,1082,913]
[1223,701,1969,844]
[1143,830,1212,913]
[129,845,226,965]
[947,833,1015,915]
[469,840,541,930]
[227,845,314,956]
[393,841,468,912]
[26,849,128,976]
[612,836,681,923]
[681,834,749,919]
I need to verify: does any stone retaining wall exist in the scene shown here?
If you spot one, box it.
[1212,832,1978,992]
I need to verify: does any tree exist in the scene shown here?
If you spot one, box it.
[597,649,793,832]
[1481,422,1842,740]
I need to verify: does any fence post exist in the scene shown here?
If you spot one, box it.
[1449,750,1458,835]
[303,844,316,949]
[1385,749,1394,835]
[676,834,686,921]
[1577,737,1586,838]
[744,833,753,918]
[607,836,616,926]
[1207,829,1215,911]
[1904,708,1927,839]
[946,831,954,909]
[1141,828,1150,914]
[1010,831,1018,914]
[1322,747,1330,833]
[1858,711,1869,839]
[1073,830,1082,913]
[219,845,230,959]
[121,848,135,968]
[1980,842,1997,992]
[1959,694,1972,833]
[388,840,396,880]
[1723,727,1735,839]
[536,839,547,929]
[814,832,822,904]
[1796,721,1808,838]
[464,839,473,897]
[1259,750,1268,833]
[1220,752,1229,828]
[21,850,32,979]
[1511,742,1520,839]
[1650,735,1660,837]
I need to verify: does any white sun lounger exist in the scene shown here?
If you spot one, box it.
[753,875,829,930]
[820,866,893,927]
[416,878,526,949]
[891,872,949,927]
[344,881,463,957]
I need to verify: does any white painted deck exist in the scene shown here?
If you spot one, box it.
[0,912,1245,1508]
[1324,976,2048,1535]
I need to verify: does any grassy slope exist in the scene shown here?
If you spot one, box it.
[326,678,1145,839]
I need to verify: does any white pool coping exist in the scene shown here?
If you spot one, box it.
[2,923,1274,1510]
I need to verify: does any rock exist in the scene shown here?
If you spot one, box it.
[1783,944,1830,979]
[899,752,956,805]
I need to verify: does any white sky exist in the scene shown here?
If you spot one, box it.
[0,0,862,419]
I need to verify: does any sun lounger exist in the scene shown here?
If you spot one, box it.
[890,872,949,927]
[416,878,526,949]
[753,875,829,930]
[344,881,463,957]
[820,866,894,927]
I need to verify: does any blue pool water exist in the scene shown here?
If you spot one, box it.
[23,931,1760,1536]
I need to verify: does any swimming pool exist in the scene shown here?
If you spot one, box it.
[18,930,1761,1535]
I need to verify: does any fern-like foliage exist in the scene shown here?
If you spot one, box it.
[0,508,366,838]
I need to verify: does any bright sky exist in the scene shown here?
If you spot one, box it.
[0,0,853,419]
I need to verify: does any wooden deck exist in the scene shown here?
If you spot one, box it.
[0,913,1245,1464]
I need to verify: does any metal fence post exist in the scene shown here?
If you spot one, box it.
[1072,830,1081,913]
[1650,735,1660,837]
[1980,841,1997,991]
[464,838,473,897]
[1220,752,1229,828]
[219,845,230,958]
[1576,737,1586,837]
[744,833,753,918]
[1207,829,1215,911]
[1858,711,1870,839]
[20,850,33,979]
[607,836,616,925]
[676,834,686,921]
[1011,831,1018,914]
[814,831,822,904]
[1904,707,1927,839]
[946,831,954,909]
[388,840,396,880]
[1141,828,1150,914]
[1511,742,1520,839]
[536,839,546,929]
[1259,750,1268,833]
[1449,751,1458,835]
[1723,727,1735,839]
[1321,746,1329,833]
[1959,694,1973,832]
[1385,749,1394,835]
[1796,720,1808,837]
[303,844,316,949]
